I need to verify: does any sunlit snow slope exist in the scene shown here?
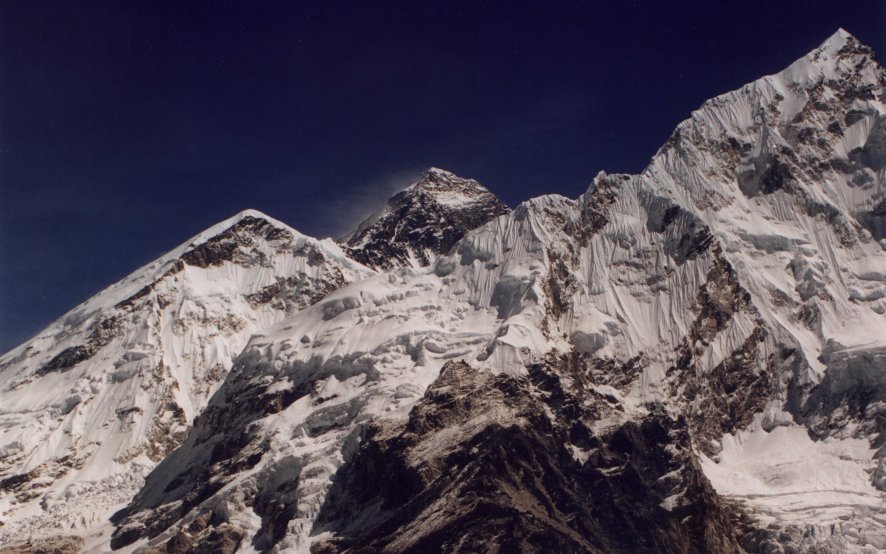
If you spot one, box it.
[634,29,886,546]
[0,210,374,546]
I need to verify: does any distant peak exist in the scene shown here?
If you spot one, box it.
[410,167,460,187]
[425,166,455,176]
[209,208,292,235]
[180,209,298,253]
[407,167,493,196]
[340,169,509,270]
[218,208,296,232]
[231,208,274,221]
[816,27,855,53]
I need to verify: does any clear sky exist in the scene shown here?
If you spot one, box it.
[1,1,884,352]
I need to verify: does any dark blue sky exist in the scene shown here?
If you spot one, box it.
[1,1,884,352]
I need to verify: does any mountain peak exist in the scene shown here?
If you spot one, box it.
[408,167,458,190]
[773,26,879,90]
[404,167,501,206]
[185,208,292,247]
[5,30,886,553]
[819,27,853,50]
[808,27,876,67]
[410,166,473,185]
[422,166,456,178]
[340,169,509,270]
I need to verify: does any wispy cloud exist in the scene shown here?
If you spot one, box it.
[319,167,425,240]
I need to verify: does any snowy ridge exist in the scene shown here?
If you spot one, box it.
[109,173,795,550]
[627,28,886,547]
[0,210,374,547]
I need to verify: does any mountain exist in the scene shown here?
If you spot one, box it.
[0,211,374,548]
[0,181,509,551]
[340,168,510,271]
[3,28,886,554]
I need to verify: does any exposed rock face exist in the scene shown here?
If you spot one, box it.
[341,168,510,270]
[0,536,85,554]
[664,247,772,457]
[312,360,744,554]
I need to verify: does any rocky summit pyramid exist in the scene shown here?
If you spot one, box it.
[340,167,510,271]
[1,29,885,553]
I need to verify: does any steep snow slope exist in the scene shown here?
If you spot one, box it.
[340,168,509,270]
[0,210,373,546]
[110,29,886,553]
[645,28,886,366]
[631,28,886,545]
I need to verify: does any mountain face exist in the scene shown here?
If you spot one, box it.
[340,168,510,271]
[0,211,377,548]
[2,29,886,554]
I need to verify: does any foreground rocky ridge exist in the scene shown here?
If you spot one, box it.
[311,359,745,553]
[3,29,886,553]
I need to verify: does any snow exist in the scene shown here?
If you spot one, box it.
[702,423,885,550]
[402,168,488,208]
[703,425,878,507]
[0,209,374,545]
[639,28,886,363]
[341,167,507,268]
[117,169,748,549]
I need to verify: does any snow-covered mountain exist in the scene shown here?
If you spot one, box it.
[0,211,375,548]
[2,28,886,554]
[0,168,513,552]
